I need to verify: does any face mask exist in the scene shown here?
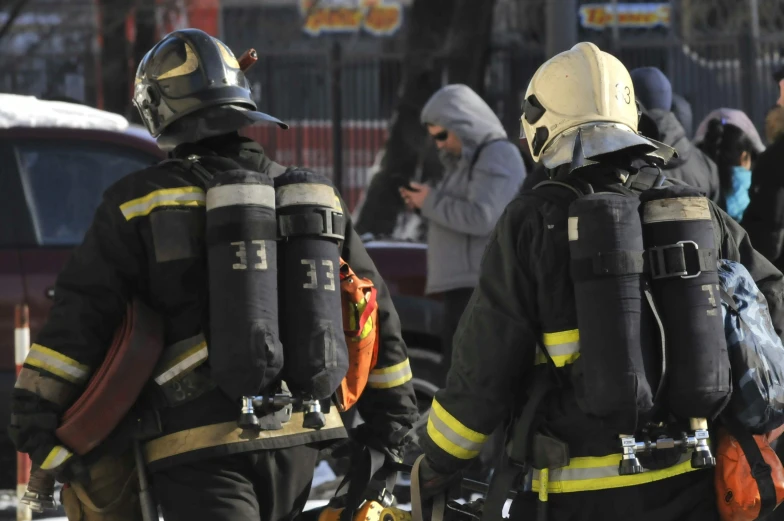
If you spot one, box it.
[725,166,752,222]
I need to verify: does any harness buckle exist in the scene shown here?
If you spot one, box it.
[314,207,345,241]
[648,240,701,280]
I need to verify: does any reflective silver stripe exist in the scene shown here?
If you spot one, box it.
[568,217,579,241]
[119,187,205,221]
[426,399,488,459]
[642,197,710,224]
[41,445,72,470]
[535,330,581,367]
[544,342,579,357]
[206,184,275,211]
[25,344,90,384]
[534,341,581,366]
[367,359,413,388]
[154,334,209,386]
[428,411,484,454]
[276,183,342,211]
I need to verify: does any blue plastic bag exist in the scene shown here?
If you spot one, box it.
[719,259,784,434]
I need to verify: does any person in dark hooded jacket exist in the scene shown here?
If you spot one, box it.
[631,67,720,202]
[671,92,694,139]
[741,104,784,272]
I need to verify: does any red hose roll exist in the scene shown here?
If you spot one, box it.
[55,299,164,455]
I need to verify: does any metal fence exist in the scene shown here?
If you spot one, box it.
[239,46,402,211]
[238,44,545,212]
[613,36,784,138]
[242,36,784,213]
[6,2,784,212]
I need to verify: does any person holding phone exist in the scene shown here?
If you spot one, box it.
[399,84,526,382]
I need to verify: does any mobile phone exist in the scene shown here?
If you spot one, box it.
[393,175,420,192]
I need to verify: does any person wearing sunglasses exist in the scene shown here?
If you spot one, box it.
[400,85,525,486]
[399,84,525,387]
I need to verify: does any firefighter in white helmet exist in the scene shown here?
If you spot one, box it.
[413,42,784,521]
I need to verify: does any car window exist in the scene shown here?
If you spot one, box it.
[15,141,157,246]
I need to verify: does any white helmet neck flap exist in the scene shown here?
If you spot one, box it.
[521,42,675,170]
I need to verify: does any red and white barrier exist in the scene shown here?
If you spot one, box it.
[15,304,31,521]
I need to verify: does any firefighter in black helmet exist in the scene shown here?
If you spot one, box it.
[133,28,288,148]
[9,29,417,521]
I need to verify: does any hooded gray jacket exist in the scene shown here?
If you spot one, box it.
[420,84,526,294]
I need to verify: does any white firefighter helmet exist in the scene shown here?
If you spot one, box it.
[520,42,675,170]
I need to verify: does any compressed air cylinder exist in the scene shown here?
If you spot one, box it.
[568,194,655,433]
[206,170,283,401]
[275,169,349,400]
[640,185,731,420]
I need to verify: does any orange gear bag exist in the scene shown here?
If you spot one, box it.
[716,423,784,521]
[337,258,380,412]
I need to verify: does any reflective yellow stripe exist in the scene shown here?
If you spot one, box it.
[368,358,412,389]
[154,335,209,386]
[25,344,90,384]
[348,298,374,341]
[119,187,205,221]
[360,315,374,340]
[534,329,581,367]
[40,445,73,470]
[531,453,700,493]
[538,468,549,502]
[426,398,488,460]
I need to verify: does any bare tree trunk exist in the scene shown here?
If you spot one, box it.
[128,0,158,124]
[443,0,496,91]
[99,0,134,116]
[355,0,498,236]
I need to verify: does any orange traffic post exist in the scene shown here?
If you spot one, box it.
[15,304,32,521]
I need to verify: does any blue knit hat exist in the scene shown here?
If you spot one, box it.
[630,67,673,111]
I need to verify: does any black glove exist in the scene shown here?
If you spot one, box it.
[418,456,462,501]
[54,454,90,485]
[8,410,60,465]
[333,423,409,465]
[8,408,89,485]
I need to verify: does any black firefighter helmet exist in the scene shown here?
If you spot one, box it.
[133,28,287,150]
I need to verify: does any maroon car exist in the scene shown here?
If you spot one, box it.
[0,101,443,487]
[0,117,165,485]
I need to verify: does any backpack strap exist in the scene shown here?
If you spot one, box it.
[481,343,565,521]
[524,180,586,214]
[333,445,392,521]
[158,156,215,187]
[722,413,779,518]
[163,155,288,186]
[468,139,510,181]
[624,165,668,194]
[266,160,288,179]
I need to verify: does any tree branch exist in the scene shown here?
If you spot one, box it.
[0,0,30,44]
